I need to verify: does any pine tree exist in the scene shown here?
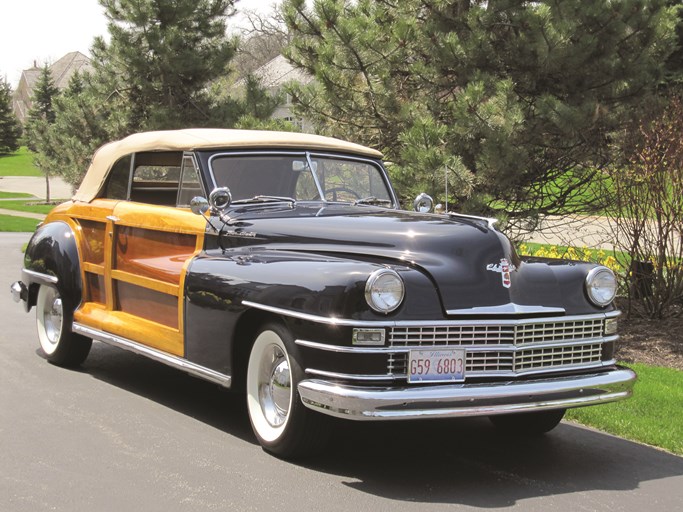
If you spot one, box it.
[91,0,239,129]
[24,65,61,201]
[0,77,21,155]
[283,0,677,219]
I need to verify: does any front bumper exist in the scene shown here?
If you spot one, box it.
[298,366,636,420]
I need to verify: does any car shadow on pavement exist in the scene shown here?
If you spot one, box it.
[81,342,683,508]
[304,412,683,507]
[77,342,257,445]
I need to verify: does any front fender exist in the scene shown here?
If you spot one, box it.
[186,249,442,320]
[22,221,82,311]
[182,249,443,375]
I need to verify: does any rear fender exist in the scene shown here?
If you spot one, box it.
[22,221,82,311]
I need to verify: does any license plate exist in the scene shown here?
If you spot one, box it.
[408,348,466,383]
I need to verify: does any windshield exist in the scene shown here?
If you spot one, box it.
[208,153,394,206]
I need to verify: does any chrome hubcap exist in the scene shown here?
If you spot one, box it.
[43,289,63,345]
[258,345,291,428]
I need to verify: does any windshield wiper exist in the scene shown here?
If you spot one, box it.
[231,195,296,205]
[352,196,392,206]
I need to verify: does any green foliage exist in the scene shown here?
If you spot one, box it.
[91,0,239,129]
[284,0,677,215]
[32,73,115,187]
[0,77,21,155]
[23,64,61,201]
[0,147,42,177]
[27,65,59,128]
[567,363,683,455]
[31,0,282,188]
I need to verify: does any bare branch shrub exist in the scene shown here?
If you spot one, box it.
[608,95,683,318]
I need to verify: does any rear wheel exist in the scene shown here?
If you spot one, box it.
[246,322,330,458]
[36,285,91,367]
[489,408,566,435]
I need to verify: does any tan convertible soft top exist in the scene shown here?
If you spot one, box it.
[73,128,384,203]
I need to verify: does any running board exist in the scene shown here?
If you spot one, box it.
[73,323,232,388]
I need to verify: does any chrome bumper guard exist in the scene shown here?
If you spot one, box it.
[10,281,27,303]
[297,367,636,420]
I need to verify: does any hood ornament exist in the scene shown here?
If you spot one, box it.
[486,258,516,288]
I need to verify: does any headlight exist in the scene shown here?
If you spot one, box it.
[585,266,617,307]
[365,269,404,313]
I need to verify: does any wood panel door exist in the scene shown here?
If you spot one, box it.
[74,202,205,356]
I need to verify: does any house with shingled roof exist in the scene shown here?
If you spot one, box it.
[12,51,92,123]
[233,54,314,132]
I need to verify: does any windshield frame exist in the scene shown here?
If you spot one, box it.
[205,150,399,208]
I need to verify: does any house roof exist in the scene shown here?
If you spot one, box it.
[12,51,92,123]
[235,54,313,90]
[49,51,92,89]
[73,128,384,202]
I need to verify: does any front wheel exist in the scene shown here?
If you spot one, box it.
[36,285,91,367]
[489,408,566,435]
[246,322,330,458]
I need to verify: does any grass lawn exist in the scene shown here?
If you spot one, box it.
[0,214,40,232]
[0,147,42,177]
[566,363,683,455]
[0,191,33,199]
[0,200,57,215]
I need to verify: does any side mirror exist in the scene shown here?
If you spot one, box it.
[413,193,434,213]
[209,187,232,212]
[190,196,209,216]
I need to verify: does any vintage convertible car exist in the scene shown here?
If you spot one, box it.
[11,129,636,458]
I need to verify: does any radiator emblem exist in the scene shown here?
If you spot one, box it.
[486,258,515,288]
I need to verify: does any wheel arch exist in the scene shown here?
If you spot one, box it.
[230,308,282,393]
[23,221,82,311]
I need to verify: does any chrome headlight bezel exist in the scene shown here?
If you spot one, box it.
[365,269,405,314]
[585,266,618,307]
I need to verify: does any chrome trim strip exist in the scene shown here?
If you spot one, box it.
[73,323,232,388]
[244,300,620,328]
[303,361,615,382]
[243,301,386,327]
[448,212,499,229]
[296,339,389,353]
[304,368,395,381]
[22,268,58,285]
[296,335,618,354]
[297,367,637,421]
[446,303,565,316]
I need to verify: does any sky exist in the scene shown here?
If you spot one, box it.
[0,0,278,88]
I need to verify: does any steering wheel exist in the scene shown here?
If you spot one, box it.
[325,187,361,201]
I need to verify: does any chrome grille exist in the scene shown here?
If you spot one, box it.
[388,317,609,379]
[389,318,605,347]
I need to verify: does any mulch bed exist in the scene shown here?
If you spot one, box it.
[615,303,683,371]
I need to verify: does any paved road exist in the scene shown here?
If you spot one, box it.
[1,232,682,512]
[0,176,73,200]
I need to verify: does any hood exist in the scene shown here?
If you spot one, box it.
[213,204,592,314]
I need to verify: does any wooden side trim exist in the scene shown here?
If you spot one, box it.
[83,262,105,275]
[75,302,183,356]
[111,269,179,296]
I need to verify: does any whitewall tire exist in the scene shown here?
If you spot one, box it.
[246,322,330,458]
[35,285,91,367]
